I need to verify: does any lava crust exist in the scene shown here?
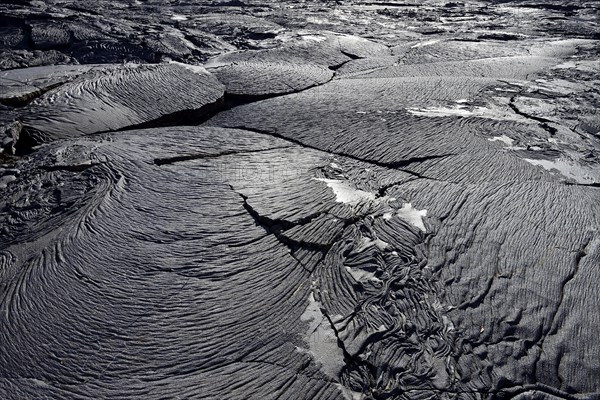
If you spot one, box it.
[0,1,599,399]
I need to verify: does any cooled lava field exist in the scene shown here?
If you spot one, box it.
[1,1,599,399]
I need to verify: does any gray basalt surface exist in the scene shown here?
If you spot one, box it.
[17,63,225,144]
[0,1,599,399]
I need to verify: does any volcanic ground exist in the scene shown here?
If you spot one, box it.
[1,1,599,399]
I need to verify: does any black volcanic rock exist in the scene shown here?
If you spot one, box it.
[17,63,224,144]
[0,1,599,400]
[205,32,390,97]
[1,64,95,106]
[29,21,72,50]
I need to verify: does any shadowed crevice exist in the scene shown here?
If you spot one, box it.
[153,145,291,166]
[223,125,454,179]
[508,95,559,136]
[0,81,67,107]
[114,96,226,133]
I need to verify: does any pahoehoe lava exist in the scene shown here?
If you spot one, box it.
[1,1,599,399]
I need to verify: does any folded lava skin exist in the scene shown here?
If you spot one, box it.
[1,1,599,399]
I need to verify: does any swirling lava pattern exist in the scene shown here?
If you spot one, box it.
[20,63,225,143]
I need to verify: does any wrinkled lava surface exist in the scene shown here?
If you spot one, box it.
[1,1,599,399]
